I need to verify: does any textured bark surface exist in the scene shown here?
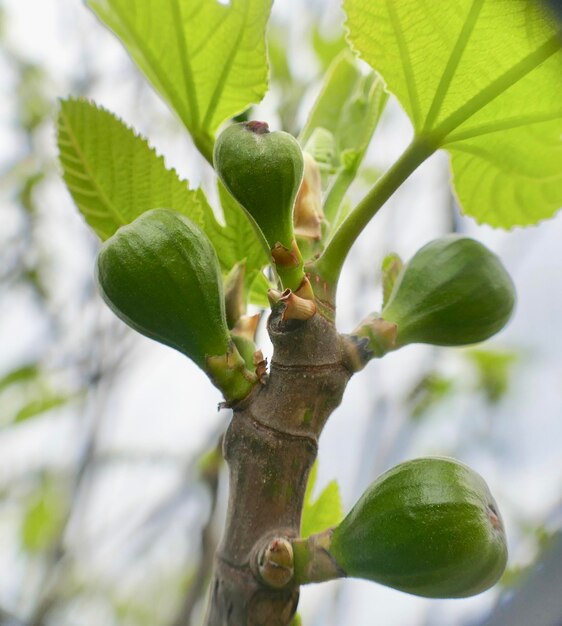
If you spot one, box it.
[204,306,354,625]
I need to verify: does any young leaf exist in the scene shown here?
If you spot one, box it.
[345,0,562,228]
[247,272,272,309]
[300,52,387,224]
[312,26,347,71]
[407,373,454,421]
[290,614,303,626]
[87,0,273,160]
[211,183,269,304]
[57,98,217,241]
[301,462,344,539]
[300,53,386,171]
[299,52,364,151]
[381,252,403,309]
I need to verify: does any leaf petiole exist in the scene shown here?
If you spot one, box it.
[311,135,436,291]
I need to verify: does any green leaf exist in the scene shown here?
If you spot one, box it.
[268,28,293,85]
[301,52,387,224]
[21,478,66,553]
[0,364,40,393]
[0,366,76,425]
[14,393,73,424]
[211,183,269,304]
[407,373,454,421]
[301,462,344,539]
[57,98,218,241]
[249,271,272,309]
[290,613,303,626]
[88,0,273,160]
[465,348,518,404]
[345,0,562,228]
[300,52,372,160]
[58,99,269,307]
[312,26,347,71]
[381,252,403,309]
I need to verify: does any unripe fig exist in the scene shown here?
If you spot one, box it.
[381,235,515,346]
[214,121,307,291]
[96,209,230,369]
[329,457,507,598]
[214,121,304,250]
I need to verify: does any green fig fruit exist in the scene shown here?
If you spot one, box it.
[329,457,507,598]
[97,209,257,401]
[96,208,230,368]
[381,235,515,347]
[214,121,305,290]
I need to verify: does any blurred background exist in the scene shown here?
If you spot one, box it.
[1,1,561,625]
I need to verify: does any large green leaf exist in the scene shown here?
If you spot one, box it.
[88,0,273,159]
[57,98,218,240]
[345,0,562,228]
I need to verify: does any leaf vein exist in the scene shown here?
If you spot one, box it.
[58,107,128,227]
[452,143,562,181]
[386,0,422,127]
[423,0,485,131]
[202,1,251,130]
[432,34,562,143]
[170,0,200,127]
[110,2,192,129]
[444,110,562,143]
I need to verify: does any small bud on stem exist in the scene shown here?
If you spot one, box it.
[257,537,295,589]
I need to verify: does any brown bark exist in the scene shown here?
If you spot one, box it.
[204,304,355,625]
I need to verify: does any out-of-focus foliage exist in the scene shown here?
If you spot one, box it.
[407,348,519,421]
[21,475,67,553]
[467,349,519,405]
